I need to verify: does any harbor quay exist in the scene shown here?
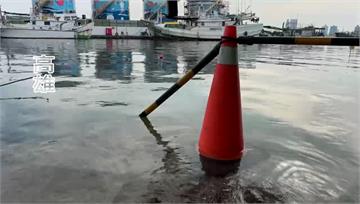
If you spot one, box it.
[1,0,359,40]
[0,0,359,203]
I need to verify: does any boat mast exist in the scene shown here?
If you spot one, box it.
[240,0,243,14]
[0,5,3,24]
[237,0,240,15]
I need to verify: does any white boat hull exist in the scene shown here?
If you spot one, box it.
[154,23,263,40]
[0,27,76,39]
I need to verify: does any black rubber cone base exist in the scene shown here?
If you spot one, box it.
[200,155,241,177]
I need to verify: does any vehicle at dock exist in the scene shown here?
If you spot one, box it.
[151,0,263,40]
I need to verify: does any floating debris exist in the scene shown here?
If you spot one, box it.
[96,101,129,107]
[47,140,57,145]
[55,81,84,88]
[151,87,169,92]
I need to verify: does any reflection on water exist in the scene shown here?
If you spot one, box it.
[0,39,359,203]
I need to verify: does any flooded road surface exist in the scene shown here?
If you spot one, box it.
[0,39,359,203]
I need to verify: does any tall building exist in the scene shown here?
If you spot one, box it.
[354,25,360,36]
[322,24,329,36]
[32,0,76,15]
[285,19,298,29]
[92,0,130,20]
[329,25,338,36]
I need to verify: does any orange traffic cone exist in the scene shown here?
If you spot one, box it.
[198,26,244,176]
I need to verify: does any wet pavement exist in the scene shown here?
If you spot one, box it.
[0,39,359,203]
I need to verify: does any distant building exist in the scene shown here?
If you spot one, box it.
[92,0,130,21]
[32,0,76,15]
[354,25,360,36]
[329,25,338,36]
[322,25,329,36]
[298,26,325,36]
[285,18,298,29]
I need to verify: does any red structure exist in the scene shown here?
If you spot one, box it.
[105,27,113,36]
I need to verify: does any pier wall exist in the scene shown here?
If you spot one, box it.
[90,19,152,39]
[91,26,151,38]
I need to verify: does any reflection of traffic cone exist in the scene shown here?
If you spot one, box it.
[198,26,244,176]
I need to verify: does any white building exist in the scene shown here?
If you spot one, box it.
[329,25,338,36]
[322,24,329,36]
[285,19,298,29]
[354,25,360,36]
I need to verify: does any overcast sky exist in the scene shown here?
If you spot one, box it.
[0,0,359,31]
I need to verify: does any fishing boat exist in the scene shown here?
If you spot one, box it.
[151,0,263,40]
[0,0,86,39]
[0,13,80,39]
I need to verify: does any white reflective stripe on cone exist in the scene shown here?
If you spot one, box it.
[218,46,238,65]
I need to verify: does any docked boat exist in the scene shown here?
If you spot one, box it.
[152,0,263,40]
[0,13,80,39]
[0,0,87,39]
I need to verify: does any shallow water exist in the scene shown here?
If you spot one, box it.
[0,39,359,203]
